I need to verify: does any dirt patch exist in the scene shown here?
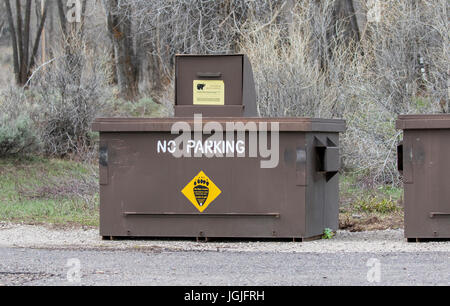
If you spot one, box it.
[41,222,96,231]
[339,213,403,232]
[16,176,98,201]
[0,220,96,231]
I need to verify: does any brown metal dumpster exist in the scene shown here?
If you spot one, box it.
[92,117,345,240]
[92,54,345,241]
[397,114,450,241]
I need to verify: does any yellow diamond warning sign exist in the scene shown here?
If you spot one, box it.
[181,171,221,212]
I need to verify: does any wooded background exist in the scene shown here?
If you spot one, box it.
[0,0,448,186]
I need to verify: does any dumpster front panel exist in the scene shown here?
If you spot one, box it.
[98,131,308,238]
[94,117,345,239]
[402,129,450,239]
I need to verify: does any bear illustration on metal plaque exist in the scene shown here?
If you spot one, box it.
[193,177,209,206]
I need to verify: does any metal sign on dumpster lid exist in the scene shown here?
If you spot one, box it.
[181,171,222,212]
[193,80,225,105]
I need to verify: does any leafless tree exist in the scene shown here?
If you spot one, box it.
[55,0,88,86]
[3,0,49,85]
[0,6,6,40]
[333,0,360,42]
[124,0,286,96]
[103,0,140,100]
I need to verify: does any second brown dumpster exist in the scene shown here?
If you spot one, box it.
[397,114,450,241]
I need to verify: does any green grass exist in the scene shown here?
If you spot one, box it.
[339,173,404,230]
[322,228,335,239]
[340,174,403,213]
[0,156,99,226]
[339,174,404,231]
[353,195,400,214]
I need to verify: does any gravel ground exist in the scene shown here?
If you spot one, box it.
[0,247,449,286]
[0,222,449,253]
[0,222,449,286]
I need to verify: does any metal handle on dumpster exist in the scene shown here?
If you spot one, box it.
[197,72,222,78]
[429,212,450,218]
[315,144,340,181]
[124,212,280,218]
[398,140,413,183]
[99,144,108,185]
[397,141,403,174]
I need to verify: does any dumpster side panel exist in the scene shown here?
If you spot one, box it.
[323,134,340,232]
[403,129,450,238]
[305,133,324,237]
[304,133,340,237]
[99,133,135,237]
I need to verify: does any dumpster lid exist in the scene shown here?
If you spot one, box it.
[396,114,450,130]
[92,117,346,133]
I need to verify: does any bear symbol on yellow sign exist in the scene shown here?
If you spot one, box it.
[181,171,221,212]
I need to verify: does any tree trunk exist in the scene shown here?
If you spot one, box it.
[5,0,49,86]
[104,0,139,101]
[332,0,361,43]
[4,0,20,84]
[21,0,31,83]
[57,0,88,87]
[29,0,49,72]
